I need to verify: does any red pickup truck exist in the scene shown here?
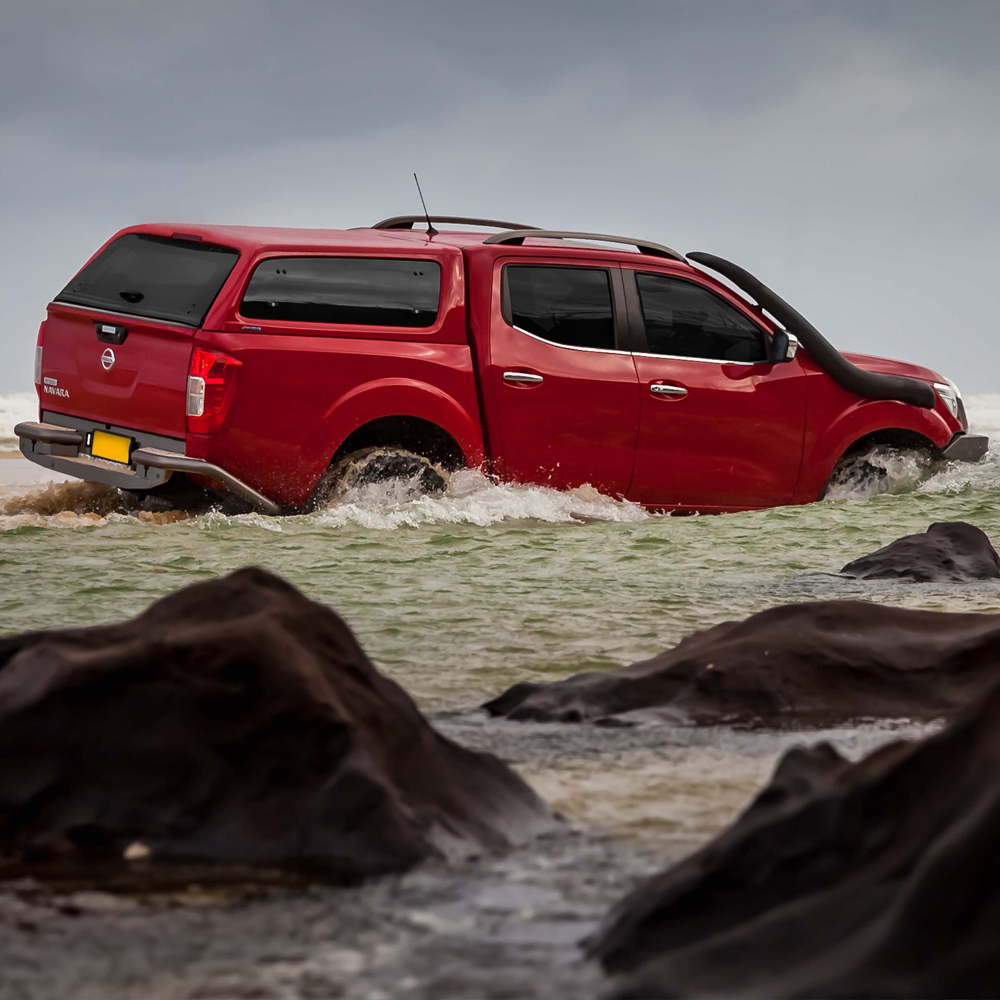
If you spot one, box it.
[17,217,987,516]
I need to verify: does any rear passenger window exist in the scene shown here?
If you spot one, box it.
[505,266,615,351]
[635,273,766,362]
[241,257,441,327]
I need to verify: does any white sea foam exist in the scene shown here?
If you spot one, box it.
[313,469,651,529]
[0,391,37,451]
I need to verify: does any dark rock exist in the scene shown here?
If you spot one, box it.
[840,521,1000,582]
[588,680,1000,999]
[0,568,554,881]
[484,600,1000,726]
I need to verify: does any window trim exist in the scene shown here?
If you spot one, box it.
[234,252,445,333]
[49,300,200,330]
[622,268,773,365]
[500,262,631,355]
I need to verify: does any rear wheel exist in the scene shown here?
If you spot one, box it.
[312,446,448,509]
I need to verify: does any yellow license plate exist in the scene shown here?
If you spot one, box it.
[91,430,132,464]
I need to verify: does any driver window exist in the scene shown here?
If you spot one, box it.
[635,273,766,362]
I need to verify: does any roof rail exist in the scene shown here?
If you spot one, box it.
[372,215,541,231]
[482,229,684,261]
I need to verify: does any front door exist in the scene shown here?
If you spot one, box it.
[487,261,640,495]
[624,267,807,509]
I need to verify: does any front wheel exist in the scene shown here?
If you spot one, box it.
[821,445,934,501]
[311,446,449,509]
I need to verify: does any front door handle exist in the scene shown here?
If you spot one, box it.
[650,383,687,397]
[503,371,544,385]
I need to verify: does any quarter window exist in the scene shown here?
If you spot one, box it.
[505,266,615,351]
[241,257,441,327]
[635,273,766,362]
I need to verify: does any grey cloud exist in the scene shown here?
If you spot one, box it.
[7,1,995,158]
[1,0,999,391]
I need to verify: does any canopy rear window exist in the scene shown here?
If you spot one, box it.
[56,233,239,327]
[240,257,441,327]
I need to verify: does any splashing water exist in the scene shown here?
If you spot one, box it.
[822,393,1000,501]
[316,468,650,530]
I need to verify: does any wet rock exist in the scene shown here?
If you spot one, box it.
[840,521,1000,582]
[588,680,1000,999]
[0,568,554,882]
[484,600,1000,726]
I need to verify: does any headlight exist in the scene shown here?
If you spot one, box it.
[933,379,962,419]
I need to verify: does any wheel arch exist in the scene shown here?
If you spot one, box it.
[797,399,952,502]
[331,415,467,470]
[319,378,486,475]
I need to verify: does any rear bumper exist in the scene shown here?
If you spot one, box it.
[940,433,990,463]
[15,418,281,516]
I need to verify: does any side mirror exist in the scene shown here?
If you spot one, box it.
[768,331,799,363]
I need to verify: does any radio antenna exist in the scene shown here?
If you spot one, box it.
[413,173,438,237]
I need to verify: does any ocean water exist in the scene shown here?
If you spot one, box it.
[2,393,997,998]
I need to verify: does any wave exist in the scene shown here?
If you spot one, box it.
[0,477,192,529]
[313,469,651,529]
[0,464,649,532]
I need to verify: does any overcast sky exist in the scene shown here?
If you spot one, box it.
[2,0,999,392]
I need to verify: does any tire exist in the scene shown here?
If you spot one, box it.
[312,446,449,509]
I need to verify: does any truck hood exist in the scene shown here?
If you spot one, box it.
[840,351,945,387]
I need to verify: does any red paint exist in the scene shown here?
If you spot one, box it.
[41,302,193,438]
[630,354,807,509]
[483,255,639,495]
[622,263,807,510]
[35,222,966,511]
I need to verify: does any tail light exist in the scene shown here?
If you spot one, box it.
[186,348,242,434]
[33,321,45,387]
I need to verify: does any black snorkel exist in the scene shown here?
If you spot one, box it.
[687,252,936,409]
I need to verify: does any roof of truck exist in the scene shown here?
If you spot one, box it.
[121,222,690,265]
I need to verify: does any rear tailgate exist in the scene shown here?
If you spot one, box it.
[43,233,239,438]
[43,305,196,438]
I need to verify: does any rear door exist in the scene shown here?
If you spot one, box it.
[42,233,239,438]
[487,259,640,495]
[624,266,806,509]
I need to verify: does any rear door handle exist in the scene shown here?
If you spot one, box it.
[503,371,544,385]
[650,383,687,397]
